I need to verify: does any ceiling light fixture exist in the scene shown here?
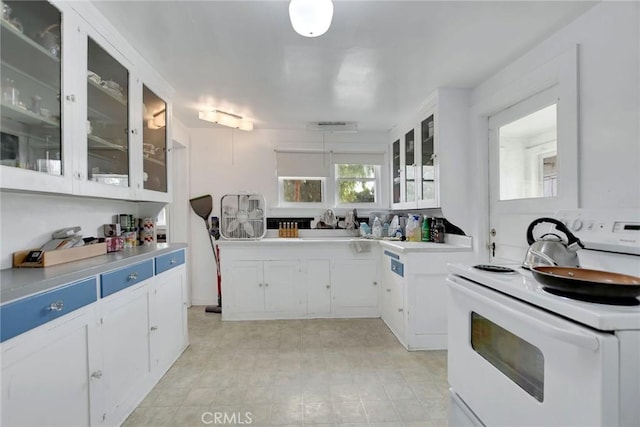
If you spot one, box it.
[198,110,253,131]
[289,0,334,38]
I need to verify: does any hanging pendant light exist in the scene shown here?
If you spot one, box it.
[289,0,334,38]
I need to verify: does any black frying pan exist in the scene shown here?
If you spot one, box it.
[532,266,640,299]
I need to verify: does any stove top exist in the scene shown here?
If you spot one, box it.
[449,263,640,331]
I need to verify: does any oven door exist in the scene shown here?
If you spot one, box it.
[447,275,620,427]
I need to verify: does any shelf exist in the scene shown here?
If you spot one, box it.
[1,20,60,87]
[1,102,60,128]
[88,134,127,152]
[143,156,165,167]
[87,80,127,121]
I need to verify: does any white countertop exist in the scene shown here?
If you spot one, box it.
[216,233,473,253]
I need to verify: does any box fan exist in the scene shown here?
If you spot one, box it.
[220,194,266,239]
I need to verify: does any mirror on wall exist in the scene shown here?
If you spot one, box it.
[498,104,557,201]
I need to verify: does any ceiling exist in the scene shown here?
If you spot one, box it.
[90,1,596,132]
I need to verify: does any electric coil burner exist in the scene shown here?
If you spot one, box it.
[473,264,518,273]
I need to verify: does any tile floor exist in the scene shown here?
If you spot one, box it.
[124,307,449,427]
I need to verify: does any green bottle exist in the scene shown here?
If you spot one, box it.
[422,216,430,242]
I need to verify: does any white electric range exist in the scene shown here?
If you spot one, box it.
[446,209,640,427]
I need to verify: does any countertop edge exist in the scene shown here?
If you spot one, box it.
[1,243,187,304]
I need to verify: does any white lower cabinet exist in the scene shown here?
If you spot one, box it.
[221,244,380,320]
[150,266,188,374]
[331,259,379,317]
[304,260,331,316]
[379,246,474,350]
[0,249,188,427]
[381,253,405,341]
[1,305,102,427]
[226,260,303,318]
[100,282,152,425]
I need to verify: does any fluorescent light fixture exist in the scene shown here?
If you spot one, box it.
[198,110,253,131]
[147,109,166,129]
[289,0,334,38]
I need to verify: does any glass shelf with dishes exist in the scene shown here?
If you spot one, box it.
[141,85,167,193]
[86,36,130,189]
[0,1,62,178]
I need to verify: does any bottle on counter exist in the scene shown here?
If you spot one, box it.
[433,218,446,243]
[422,216,430,242]
[372,217,382,238]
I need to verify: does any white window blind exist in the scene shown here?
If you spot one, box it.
[275,151,328,177]
[330,151,385,166]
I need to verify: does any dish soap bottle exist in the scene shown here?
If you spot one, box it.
[422,216,430,242]
[372,217,382,238]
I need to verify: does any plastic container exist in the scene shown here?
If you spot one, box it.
[372,217,382,238]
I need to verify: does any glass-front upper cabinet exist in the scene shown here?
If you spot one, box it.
[0,1,63,180]
[142,85,167,193]
[404,129,415,203]
[419,114,436,205]
[392,139,400,204]
[87,37,129,188]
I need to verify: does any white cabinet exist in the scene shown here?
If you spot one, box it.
[100,282,152,425]
[381,252,404,342]
[220,243,381,320]
[331,259,379,317]
[0,1,172,202]
[379,244,474,350]
[226,259,303,318]
[390,88,469,209]
[150,266,188,374]
[1,305,102,427]
[0,248,188,427]
[304,260,331,316]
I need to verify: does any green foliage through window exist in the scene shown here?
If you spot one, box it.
[282,179,323,203]
[336,164,377,204]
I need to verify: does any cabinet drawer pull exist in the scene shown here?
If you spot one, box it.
[398,308,404,312]
[91,370,103,379]
[326,285,330,289]
[65,94,76,102]
[127,273,138,281]
[265,283,269,287]
[386,289,391,292]
[259,283,263,287]
[150,326,158,331]
[48,301,64,312]
[170,259,177,265]
[373,281,377,286]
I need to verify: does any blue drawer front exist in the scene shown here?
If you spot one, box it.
[101,260,154,298]
[1,278,97,342]
[391,259,404,277]
[383,250,400,259]
[155,250,185,275]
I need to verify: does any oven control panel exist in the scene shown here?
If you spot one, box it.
[555,209,640,255]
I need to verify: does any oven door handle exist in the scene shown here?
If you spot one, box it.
[449,277,601,352]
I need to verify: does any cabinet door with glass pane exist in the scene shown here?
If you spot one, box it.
[86,37,129,189]
[0,0,72,193]
[142,85,167,194]
[404,129,415,204]
[417,113,438,207]
[392,139,400,205]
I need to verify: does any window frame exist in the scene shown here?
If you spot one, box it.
[277,176,326,208]
[333,164,382,208]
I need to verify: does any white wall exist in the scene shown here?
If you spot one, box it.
[188,128,388,305]
[469,1,640,261]
[0,192,143,269]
